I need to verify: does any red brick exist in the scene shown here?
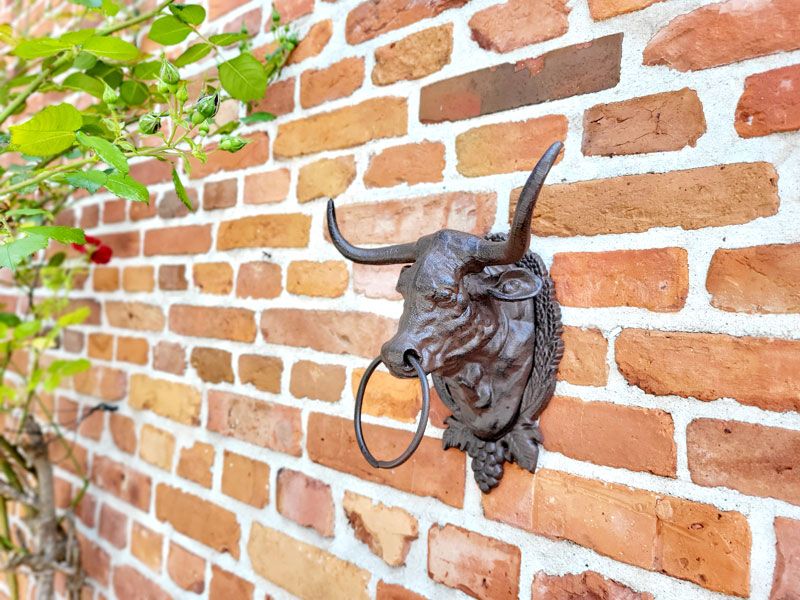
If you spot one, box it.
[616,329,800,413]
[153,341,185,375]
[276,469,334,536]
[372,25,453,85]
[551,248,688,311]
[643,0,800,72]
[428,524,520,600]
[736,63,800,138]
[99,504,127,549]
[512,162,780,237]
[102,231,139,258]
[559,326,608,386]
[79,536,110,586]
[131,522,163,572]
[273,0,313,22]
[706,243,800,313]
[209,565,254,600]
[583,88,706,156]
[112,565,170,600]
[169,304,257,342]
[588,0,662,20]
[103,199,125,223]
[251,77,295,117]
[236,261,282,299]
[156,484,240,557]
[456,115,566,177]
[222,450,270,507]
[117,336,148,365]
[688,419,800,506]
[261,309,396,358]
[209,0,249,19]
[122,266,154,293]
[364,141,445,187]
[217,213,311,250]
[144,224,212,256]
[88,333,113,360]
[158,188,197,218]
[203,178,237,210]
[346,0,466,44]
[130,198,157,221]
[377,582,427,600]
[168,543,205,594]
[131,159,174,184]
[106,301,164,331]
[158,264,187,291]
[420,34,622,123]
[287,20,332,65]
[532,571,654,600]
[772,518,800,600]
[244,169,290,204]
[238,354,282,393]
[290,360,346,402]
[177,442,214,488]
[470,0,569,53]
[208,390,302,455]
[91,456,151,511]
[301,57,365,108]
[540,396,676,476]
[110,413,136,454]
[188,133,269,179]
[274,97,407,157]
[307,413,465,507]
[93,266,119,291]
[71,365,126,401]
[81,204,99,228]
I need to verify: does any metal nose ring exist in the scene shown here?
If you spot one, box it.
[353,354,430,469]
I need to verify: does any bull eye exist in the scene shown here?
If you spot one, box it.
[433,289,458,306]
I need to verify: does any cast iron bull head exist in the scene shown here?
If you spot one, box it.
[328,142,564,492]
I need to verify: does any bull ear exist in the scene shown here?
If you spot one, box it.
[486,268,543,301]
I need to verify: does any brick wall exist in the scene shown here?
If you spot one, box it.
[22,0,800,598]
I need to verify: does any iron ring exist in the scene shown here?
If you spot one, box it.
[353,354,430,469]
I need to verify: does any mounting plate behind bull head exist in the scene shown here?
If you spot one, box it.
[328,142,564,493]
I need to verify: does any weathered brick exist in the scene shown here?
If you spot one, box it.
[177,442,214,488]
[106,301,164,331]
[238,354,282,393]
[88,333,113,360]
[93,266,119,291]
[110,413,136,454]
[377,582,427,600]
[583,88,706,156]
[274,98,407,157]
[144,224,212,256]
[191,347,233,384]
[261,309,396,358]
[156,484,240,557]
[297,156,356,203]
[217,214,311,249]
[129,374,201,425]
[643,0,800,72]
[540,396,676,476]
[139,424,175,471]
[470,0,569,53]
[153,341,185,375]
[203,178,237,210]
[287,260,349,297]
[251,77,295,118]
[273,0,313,22]
[344,491,418,566]
[158,188,197,218]
[80,535,111,585]
[169,304,257,342]
[290,360,346,402]
[616,329,800,413]
[456,115,566,177]
[209,0,248,20]
[188,133,269,179]
[372,24,453,85]
[121,266,153,293]
[353,264,402,300]
[428,524,520,600]
[551,248,688,311]
[236,261,282,299]
[364,141,445,187]
[277,469,334,537]
[352,367,421,422]
[131,522,162,573]
[532,571,654,600]
[706,243,800,313]
[130,198,157,221]
[99,504,127,549]
[208,390,302,455]
[112,565,170,600]
[248,523,370,600]
[327,192,496,245]
[102,231,140,258]
[772,518,800,600]
[588,0,663,20]
[736,63,800,138]
[301,57,365,108]
[91,456,151,511]
[116,336,148,365]
[72,365,127,401]
[420,34,622,123]
[688,419,800,506]
[222,450,270,508]
[512,162,780,237]
[559,326,608,386]
[167,543,205,594]
[158,264,187,291]
[307,413,465,507]
[193,262,233,295]
[209,565,254,600]
[244,169,290,204]
[287,20,332,65]
[346,0,464,44]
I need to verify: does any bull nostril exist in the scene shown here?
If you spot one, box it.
[402,350,420,371]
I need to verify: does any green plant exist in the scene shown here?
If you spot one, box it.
[0,1,296,597]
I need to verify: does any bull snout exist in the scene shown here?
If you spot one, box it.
[381,336,425,378]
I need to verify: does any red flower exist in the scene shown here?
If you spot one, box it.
[72,236,113,264]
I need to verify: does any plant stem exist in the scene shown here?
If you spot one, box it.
[0,53,73,128]
[98,0,176,36]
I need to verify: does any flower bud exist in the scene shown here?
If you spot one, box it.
[159,60,180,85]
[219,135,248,153]
[102,84,119,105]
[176,82,188,103]
[195,92,219,119]
[198,121,210,135]
[138,113,162,135]
[190,110,205,125]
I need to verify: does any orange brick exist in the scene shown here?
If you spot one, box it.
[169,304,256,342]
[372,25,453,85]
[93,267,119,291]
[352,367,421,422]
[113,565,170,600]
[297,156,356,203]
[287,260,349,297]
[129,374,201,425]
[188,133,269,179]
[109,414,136,454]
[238,354,282,393]
[221,451,270,507]
[290,360,346,402]
[217,214,311,250]
[88,333,113,360]
[193,262,234,295]
[209,565,254,600]
[236,261,282,299]
[177,442,214,488]
[91,456,151,511]
[131,522,163,573]
[106,301,164,331]
[144,224,212,256]
[117,336,148,365]
[244,169,290,204]
[301,57,364,108]
[168,543,205,594]
[558,326,608,386]
[139,424,175,472]
[346,0,465,44]
[364,141,445,188]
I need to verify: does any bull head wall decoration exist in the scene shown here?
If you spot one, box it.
[327,141,564,493]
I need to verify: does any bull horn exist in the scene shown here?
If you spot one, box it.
[327,199,418,265]
[474,141,562,265]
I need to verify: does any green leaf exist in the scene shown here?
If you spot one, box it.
[209,32,248,46]
[13,38,71,59]
[0,235,48,269]
[219,53,267,102]
[22,226,85,244]
[104,172,148,202]
[9,104,82,157]
[76,131,128,174]
[56,307,90,327]
[83,36,139,62]
[87,61,123,87]
[120,80,148,105]
[101,0,120,15]
[5,208,52,219]
[69,0,102,7]
[73,51,98,71]
[133,60,160,80]
[0,313,21,327]
[174,43,212,67]
[13,320,41,341]
[64,170,107,193]
[148,16,192,45]
[171,168,194,212]
[62,72,104,98]
[61,29,96,44]
[242,111,276,124]
[169,4,206,25]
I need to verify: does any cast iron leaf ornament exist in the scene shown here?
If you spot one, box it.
[328,142,564,492]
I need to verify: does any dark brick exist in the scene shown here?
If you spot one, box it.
[204,179,237,211]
